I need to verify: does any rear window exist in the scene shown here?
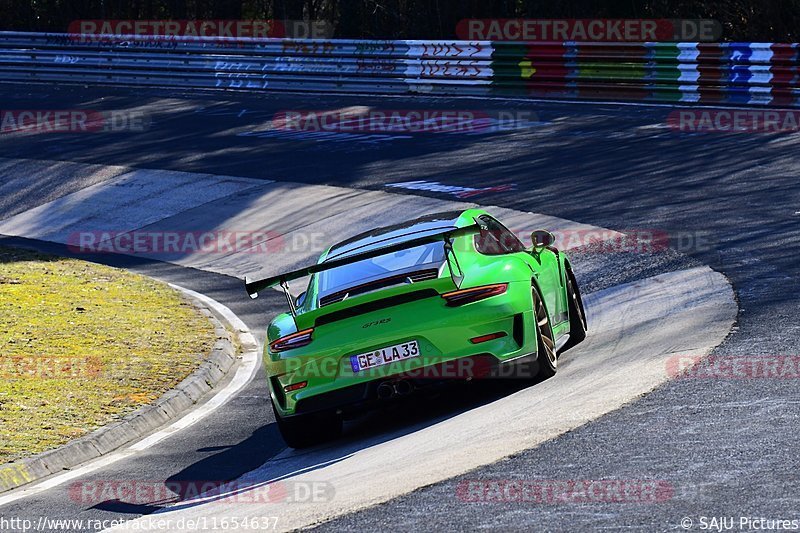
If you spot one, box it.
[317,241,445,296]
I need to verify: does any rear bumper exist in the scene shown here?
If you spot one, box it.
[268,279,539,417]
[278,351,541,418]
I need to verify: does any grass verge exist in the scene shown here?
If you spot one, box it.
[0,246,217,464]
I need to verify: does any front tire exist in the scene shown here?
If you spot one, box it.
[271,401,342,449]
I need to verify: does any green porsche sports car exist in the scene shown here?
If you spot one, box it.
[245,208,587,447]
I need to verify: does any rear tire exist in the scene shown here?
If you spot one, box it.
[532,286,557,380]
[271,401,342,449]
[560,269,587,353]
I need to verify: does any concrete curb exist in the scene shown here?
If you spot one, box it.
[0,289,240,494]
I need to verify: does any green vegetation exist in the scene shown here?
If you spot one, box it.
[0,246,217,464]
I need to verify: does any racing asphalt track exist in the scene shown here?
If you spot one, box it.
[0,159,734,530]
[0,83,796,531]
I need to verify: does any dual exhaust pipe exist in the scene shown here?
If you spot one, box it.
[377,379,413,399]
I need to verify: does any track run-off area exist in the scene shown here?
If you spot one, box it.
[0,82,796,530]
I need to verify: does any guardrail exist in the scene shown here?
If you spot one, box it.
[0,31,797,106]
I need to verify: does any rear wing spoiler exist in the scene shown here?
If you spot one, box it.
[244,222,479,301]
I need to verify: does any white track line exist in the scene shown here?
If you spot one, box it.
[0,284,260,508]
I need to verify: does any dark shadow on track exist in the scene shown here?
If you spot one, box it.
[150,376,550,513]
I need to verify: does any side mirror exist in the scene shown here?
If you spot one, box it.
[295,291,307,308]
[531,230,555,251]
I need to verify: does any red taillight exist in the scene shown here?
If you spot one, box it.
[269,328,314,352]
[470,332,508,344]
[284,381,308,392]
[441,283,508,306]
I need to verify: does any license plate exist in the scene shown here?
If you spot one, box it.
[350,340,420,373]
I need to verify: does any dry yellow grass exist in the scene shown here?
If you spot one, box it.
[0,246,217,464]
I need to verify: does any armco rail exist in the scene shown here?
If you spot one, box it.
[0,31,797,105]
